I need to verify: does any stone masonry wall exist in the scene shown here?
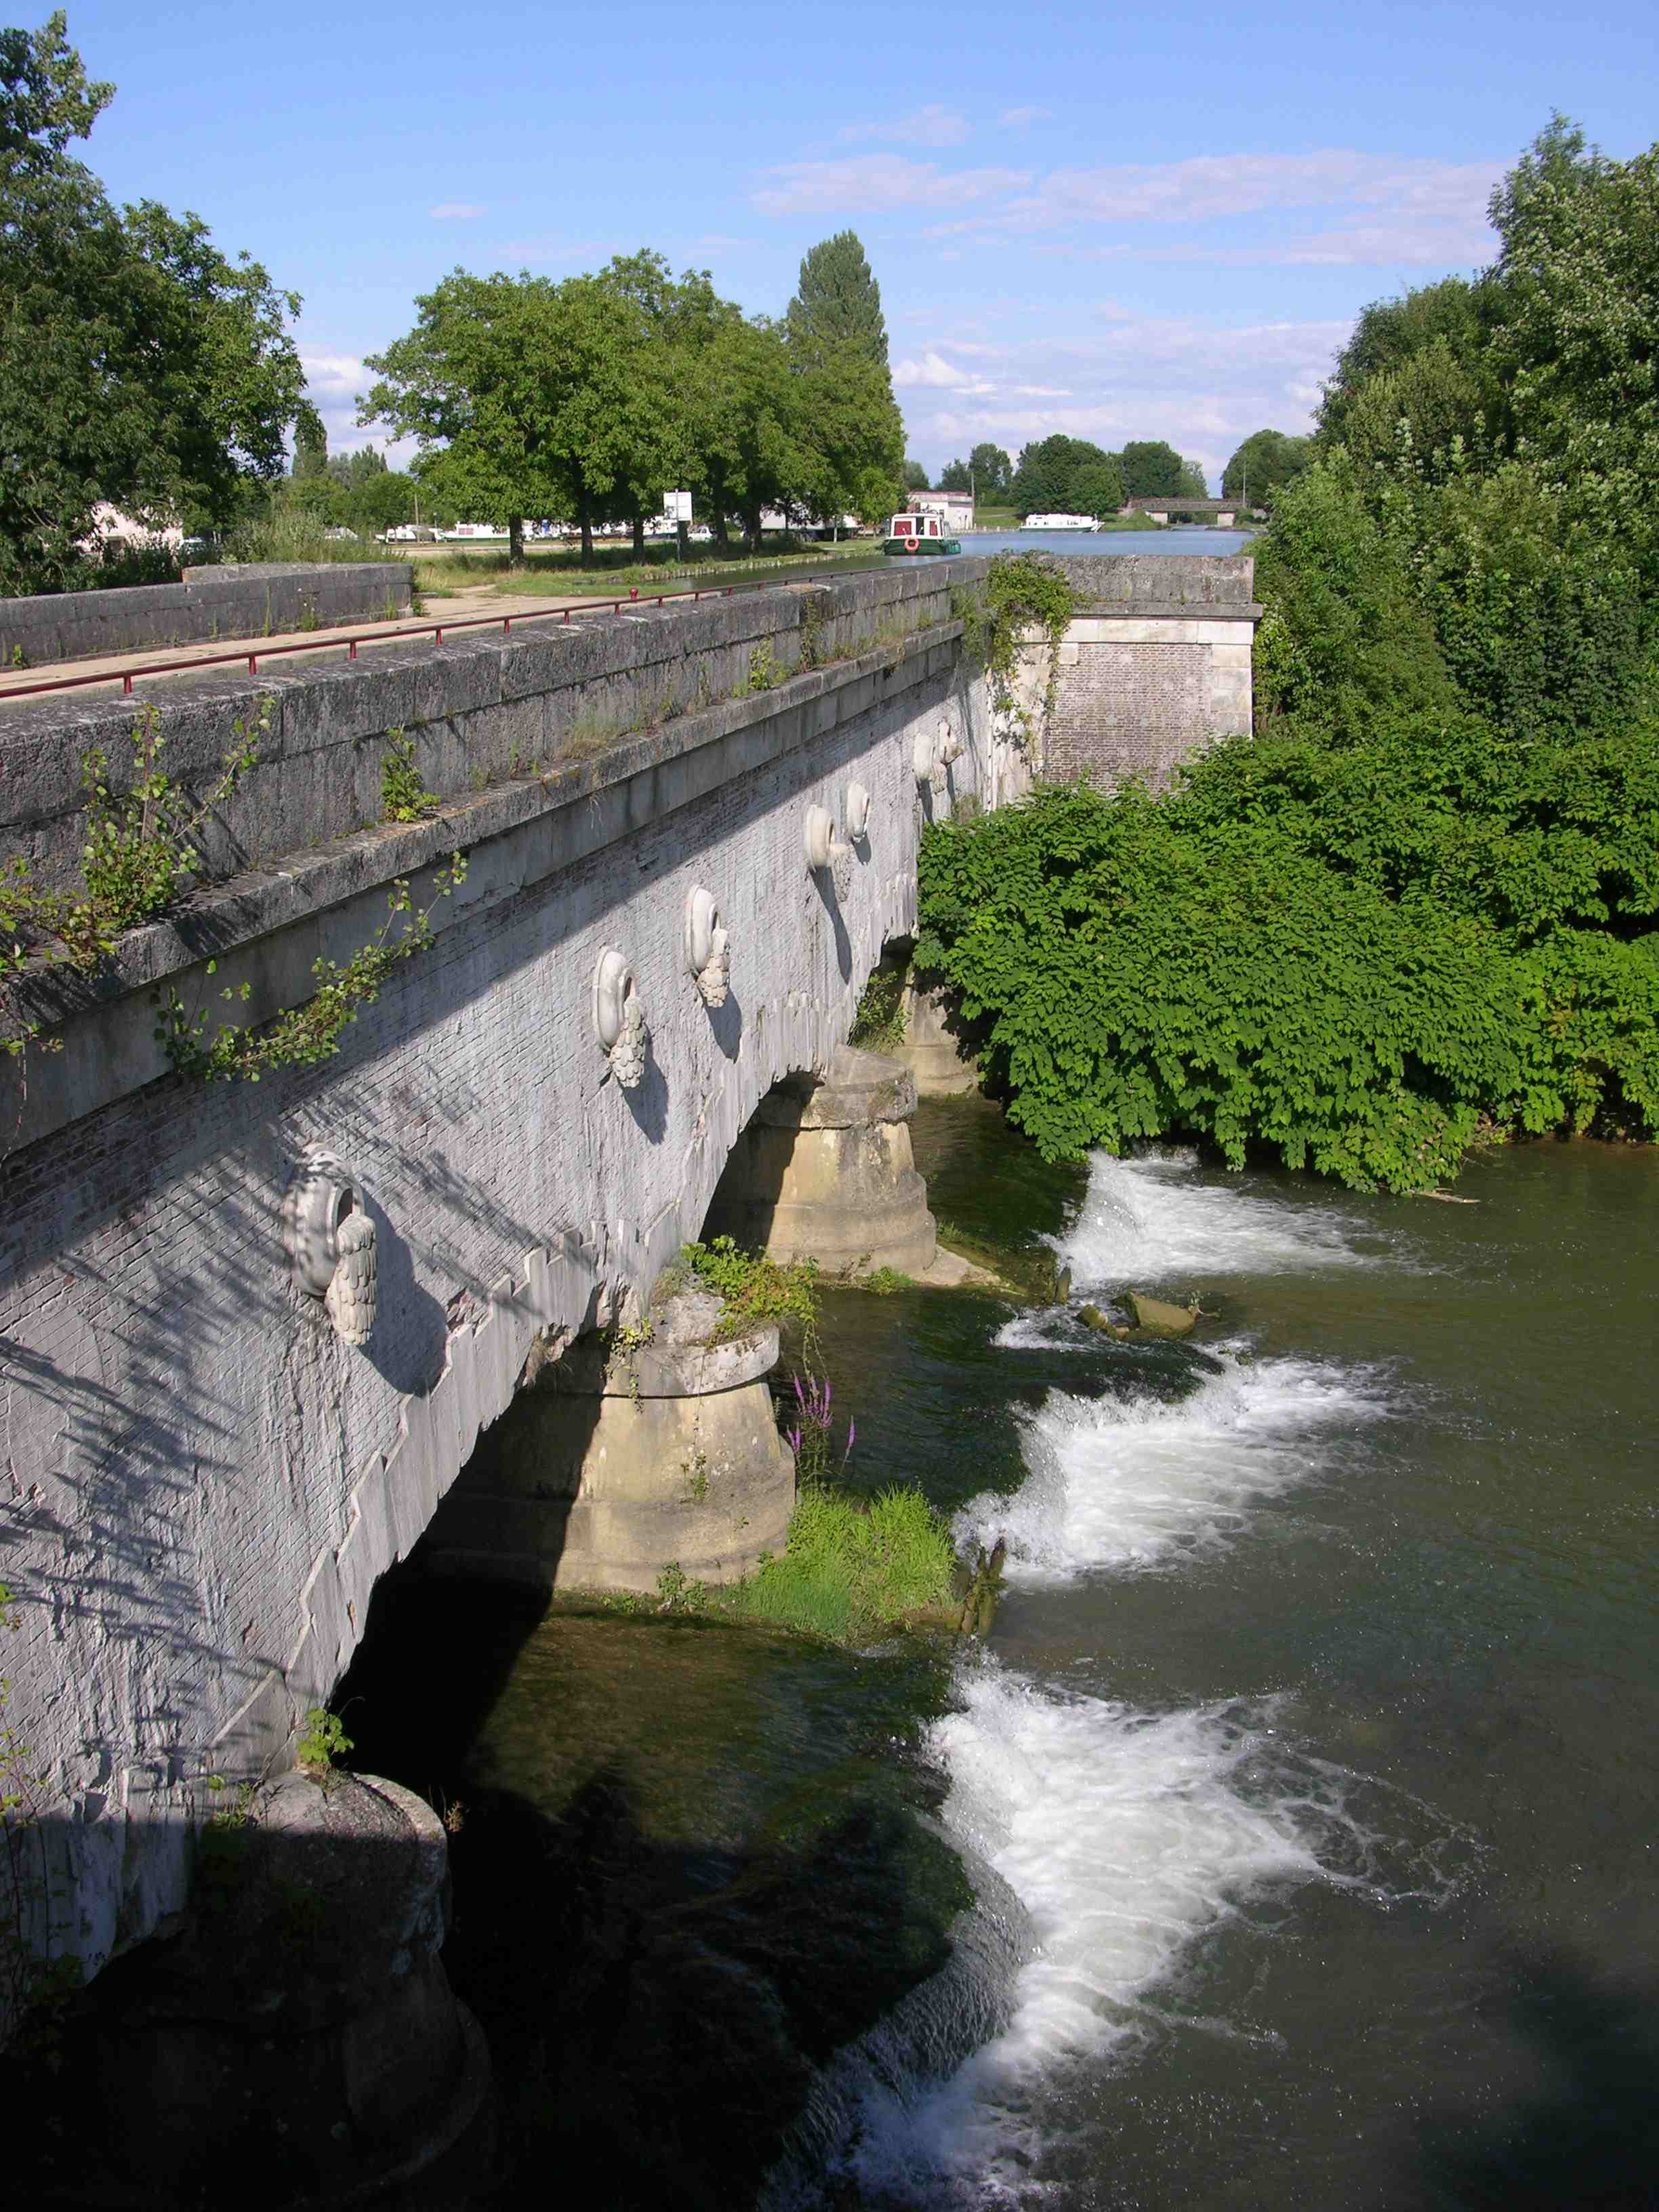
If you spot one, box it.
[1043,554,1260,789]
[0,562,414,672]
[0,588,996,1992]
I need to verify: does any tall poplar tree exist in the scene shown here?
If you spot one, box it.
[785,230,903,525]
[786,230,890,369]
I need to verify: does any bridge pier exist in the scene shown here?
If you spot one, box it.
[703,1047,937,1278]
[894,972,982,1097]
[419,1289,794,1595]
[27,1772,490,2207]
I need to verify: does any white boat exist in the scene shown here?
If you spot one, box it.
[1020,512,1101,531]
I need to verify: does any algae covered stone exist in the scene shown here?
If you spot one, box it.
[1127,1290,1197,1338]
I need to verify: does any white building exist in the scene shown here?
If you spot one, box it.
[916,491,975,532]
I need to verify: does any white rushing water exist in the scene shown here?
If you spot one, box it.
[1052,1146,1375,1287]
[767,1149,1433,2209]
[958,1350,1380,1583]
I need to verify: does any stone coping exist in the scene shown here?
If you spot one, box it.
[1069,597,1265,621]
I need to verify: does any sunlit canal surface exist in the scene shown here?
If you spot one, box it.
[345,1101,1658,2207]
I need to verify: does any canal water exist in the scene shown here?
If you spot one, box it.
[344,1100,1658,2208]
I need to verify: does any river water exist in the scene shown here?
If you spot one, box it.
[345,1102,1658,2207]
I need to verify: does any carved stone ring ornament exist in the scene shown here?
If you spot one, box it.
[844,781,872,842]
[802,804,836,873]
[282,1149,378,1347]
[938,721,965,766]
[593,945,649,1088]
[683,886,730,1008]
[912,731,935,784]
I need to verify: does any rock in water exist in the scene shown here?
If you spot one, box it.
[1078,1303,1132,1339]
[1128,1290,1197,1338]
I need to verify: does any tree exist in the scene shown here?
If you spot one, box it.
[1011,434,1117,516]
[595,249,709,553]
[786,230,889,369]
[968,443,1014,498]
[293,416,328,478]
[689,313,802,553]
[1221,429,1312,506]
[1317,275,1504,452]
[793,339,905,530]
[1117,441,1185,499]
[903,459,932,491]
[0,12,314,590]
[1070,458,1124,518]
[325,445,386,488]
[1177,455,1210,499]
[364,268,670,562]
[1484,117,1659,569]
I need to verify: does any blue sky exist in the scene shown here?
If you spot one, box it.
[55,0,1657,488]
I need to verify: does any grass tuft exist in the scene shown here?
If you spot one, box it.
[735,1482,955,1643]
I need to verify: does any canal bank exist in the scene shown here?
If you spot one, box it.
[328,1099,1658,2209]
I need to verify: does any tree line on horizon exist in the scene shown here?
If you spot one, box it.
[903,428,1314,518]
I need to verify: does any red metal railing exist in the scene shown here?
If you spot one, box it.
[0,571,863,703]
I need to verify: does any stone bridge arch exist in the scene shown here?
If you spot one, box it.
[0,564,1005,1975]
[0,548,1256,1990]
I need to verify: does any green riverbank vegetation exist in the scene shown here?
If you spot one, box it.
[917,119,1659,1195]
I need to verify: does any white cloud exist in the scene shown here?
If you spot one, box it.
[761,144,1500,272]
[428,201,485,220]
[893,351,976,388]
[752,155,1030,216]
[692,233,758,250]
[842,104,969,148]
[1002,150,1500,229]
[999,105,1050,127]
[1010,384,1072,396]
[299,350,415,467]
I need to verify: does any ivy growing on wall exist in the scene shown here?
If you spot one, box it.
[953,551,1076,751]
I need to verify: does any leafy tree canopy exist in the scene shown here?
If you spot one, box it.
[0,12,314,591]
[1012,434,1119,517]
[1069,459,1125,518]
[786,228,889,369]
[970,443,1014,498]
[1221,428,1313,504]
[903,459,931,491]
[1118,440,1187,499]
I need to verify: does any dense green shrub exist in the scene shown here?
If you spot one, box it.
[916,760,1659,1191]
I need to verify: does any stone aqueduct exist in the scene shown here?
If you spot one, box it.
[0,552,1258,1982]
